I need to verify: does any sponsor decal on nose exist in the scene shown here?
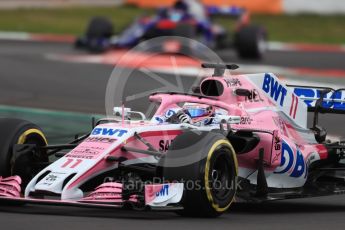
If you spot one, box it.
[91,128,128,137]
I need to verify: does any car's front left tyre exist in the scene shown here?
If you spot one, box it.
[0,118,48,188]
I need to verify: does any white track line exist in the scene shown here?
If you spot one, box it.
[0,31,31,41]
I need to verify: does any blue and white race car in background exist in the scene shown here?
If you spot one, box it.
[75,0,268,59]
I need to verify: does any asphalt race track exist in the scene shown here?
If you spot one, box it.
[2,197,345,230]
[1,40,345,229]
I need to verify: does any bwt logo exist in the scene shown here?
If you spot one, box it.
[275,141,306,178]
[91,128,128,137]
[156,184,169,197]
[262,73,287,106]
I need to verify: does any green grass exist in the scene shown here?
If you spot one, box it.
[214,14,345,44]
[252,14,345,44]
[0,6,344,44]
[0,6,152,35]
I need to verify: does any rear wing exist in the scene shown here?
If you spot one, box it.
[247,73,308,129]
[206,6,246,18]
[287,85,345,114]
[287,85,345,142]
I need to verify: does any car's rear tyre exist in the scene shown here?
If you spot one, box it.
[82,17,114,53]
[85,17,114,39]
[159,131,238,217]
[234,25,267,59]
[0,118,48,188]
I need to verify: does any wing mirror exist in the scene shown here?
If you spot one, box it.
[113,107,146,120]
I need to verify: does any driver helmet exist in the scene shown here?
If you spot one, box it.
[183,103,215,122]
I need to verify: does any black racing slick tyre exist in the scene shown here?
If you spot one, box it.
[234,25,267,59]
[0,118,48,188]
[86,17,114,39]
[160,131,238,217]
[83,17,114,53]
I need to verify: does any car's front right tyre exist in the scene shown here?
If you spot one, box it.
[159,131,238,217]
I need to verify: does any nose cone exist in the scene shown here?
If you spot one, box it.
[34,171,75,195]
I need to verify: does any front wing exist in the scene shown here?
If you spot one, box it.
[0,176,184,211]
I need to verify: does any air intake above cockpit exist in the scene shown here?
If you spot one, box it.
[201,63,239,77]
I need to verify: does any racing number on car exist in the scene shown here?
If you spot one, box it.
[274,136,281,150]
[289,94,299,119]
[61,158,83,169]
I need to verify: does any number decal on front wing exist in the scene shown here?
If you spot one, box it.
[61,158,83,169]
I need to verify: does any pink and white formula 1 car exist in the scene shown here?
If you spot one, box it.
[1,63,345,217]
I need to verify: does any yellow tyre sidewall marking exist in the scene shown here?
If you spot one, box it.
[17,129,47,145]
[11,128,47,175]
[204,139,238,213]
